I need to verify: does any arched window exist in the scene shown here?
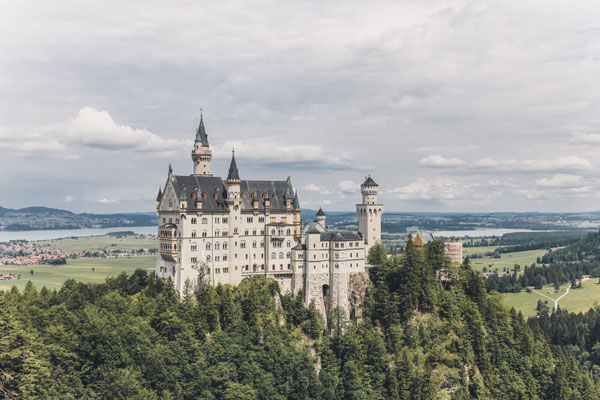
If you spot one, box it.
[215,229,220,237]
[215,242,220,250]
[279,252,284,259]
[286,252,290,258]
[175,218,179,224]
[253,241,257,248]
[234,228,238,234]
[191,217,197,224]
[206,255,211,262]
[286,229,291,235]
[240,241,246,248]
[191,243,197,251]
[191,231,197,238]
[202,231,207,238]
[271,229,275,235]
[202,217,208,224]
[206,243,211,250]
[223,242,228,250]
[244,229,249,235]
[271,252,276,259]
[286,241,290,247]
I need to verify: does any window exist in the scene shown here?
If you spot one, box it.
[234,228,238,234]
[206,255,211,262]
[259,217,265,223]
[191,217,197,224]
[240,241,246,248]
[215,229,220,237]
[335,263,339,269]
[191,257,197,263]
[192,231,197,238]
[169,218,172,223]
[191,243,197,251]
[253,241,257,248]
[279,252,284,259]
[270,217,276,223]
[223,217,228,223]
[244,229,249,235]
[260,230,264,235]
[202,231,207,238]
[222,231,228,237]
[260,241,264,248]
[206,243,211,250]
[271,252,276,258]
[223,242,228,250]
[287,241,290,247]
[252,229,256,235]
[223,255,228,261]
[271,229,275,235]
[215,217,220,224]
[175,218,179,224]
[215,242,220,250]
[247,217,253,223]
[286,252,290,258]
[162,218,166,223]
[215,256,220,262]
[202,217,207,224]
[286,229,291,235]
[223,267,229,273]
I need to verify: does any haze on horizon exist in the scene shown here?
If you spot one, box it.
[2,0,600,214]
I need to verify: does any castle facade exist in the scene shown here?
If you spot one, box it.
[155,116,382,316]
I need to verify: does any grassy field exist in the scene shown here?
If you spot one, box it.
[40,234,157,252]
[469,248,548,272]
[462,246,503,257]
[503,279,600,318]
[0,254,156,292]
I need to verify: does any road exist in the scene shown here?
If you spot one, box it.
[532,286,570,312]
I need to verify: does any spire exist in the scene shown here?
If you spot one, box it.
[227,150,240,181]
[316,207,326,216]
[194,112,209,147]
[156,186,162,201]
[293,190,300,209]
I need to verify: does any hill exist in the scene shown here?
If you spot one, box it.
[0,205,157,231]
[2,241,600,398]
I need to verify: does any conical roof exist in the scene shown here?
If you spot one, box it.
[293,191,300,209]
[316,207,326,217]
[361,175,378,186]
[227,151,240,181]
[195,114,209,147]
[156,187,162,201]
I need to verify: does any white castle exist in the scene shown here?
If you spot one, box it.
[155,115,383,316]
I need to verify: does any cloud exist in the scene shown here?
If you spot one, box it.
[389,178,480,202]
[418,155,465,168]
[322,200,332,205]
[535,174,582,188]
[302,183,334,195]
[213,141,358,171]
[98,198,118,204]
[64,195,73,203]
[473,156,591,173]
[337,180,360,194]
[572,133,600,145]
[66,107,186,154]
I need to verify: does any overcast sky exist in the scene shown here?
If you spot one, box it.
[2,0,600,213]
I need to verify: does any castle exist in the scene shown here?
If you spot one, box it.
[155,115,382,316]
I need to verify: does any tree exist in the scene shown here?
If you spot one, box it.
[367,242,388,266]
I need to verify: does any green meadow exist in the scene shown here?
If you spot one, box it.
[0,254,156,292]
[469,248,548,272]
[40,234,157,252]
[502,279,600,318]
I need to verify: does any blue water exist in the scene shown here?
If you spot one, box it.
[0,226,157,242]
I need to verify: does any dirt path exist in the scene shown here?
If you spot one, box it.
[532,286,570,312]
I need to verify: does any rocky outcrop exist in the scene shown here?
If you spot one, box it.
[348,271,370,322]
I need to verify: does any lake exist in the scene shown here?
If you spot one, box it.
[432,228,555,238]
[0,226,158,242]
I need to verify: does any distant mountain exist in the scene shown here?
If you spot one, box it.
[0,205,158,231]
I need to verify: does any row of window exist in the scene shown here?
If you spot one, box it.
[190,217,229,224]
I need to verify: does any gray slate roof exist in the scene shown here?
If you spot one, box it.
[320,231,362,242]
[316,207,326,216]
[361,176,378,186]
[168,175,295,213]
[227,152,240,181]
[195,116,209,147]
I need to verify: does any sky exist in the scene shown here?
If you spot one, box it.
[2,0,600,213]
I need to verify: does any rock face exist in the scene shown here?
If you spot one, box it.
[348,271,370,321]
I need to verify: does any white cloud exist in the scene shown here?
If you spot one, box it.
[66,107,186,153]
[535,174,582,188]
[418,155,465,168]
[323,200,332,205]
[98,198,118,204]
[337,180,360,194]
[389,178,479,202]
[302,183,333,195]
[473,156,591,173]
[64,195,73,203]
[214,141,358,171]
[572,133,600,145]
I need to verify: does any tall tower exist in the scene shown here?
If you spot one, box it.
[315,207,326,228]
[356,176,383,255]
[191,114,212,176]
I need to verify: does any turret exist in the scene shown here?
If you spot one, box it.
[191,113,212,176]
[356,175,383,255]
[315,207,326,227]
[225,150,241,204]
[156,186,162,209]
